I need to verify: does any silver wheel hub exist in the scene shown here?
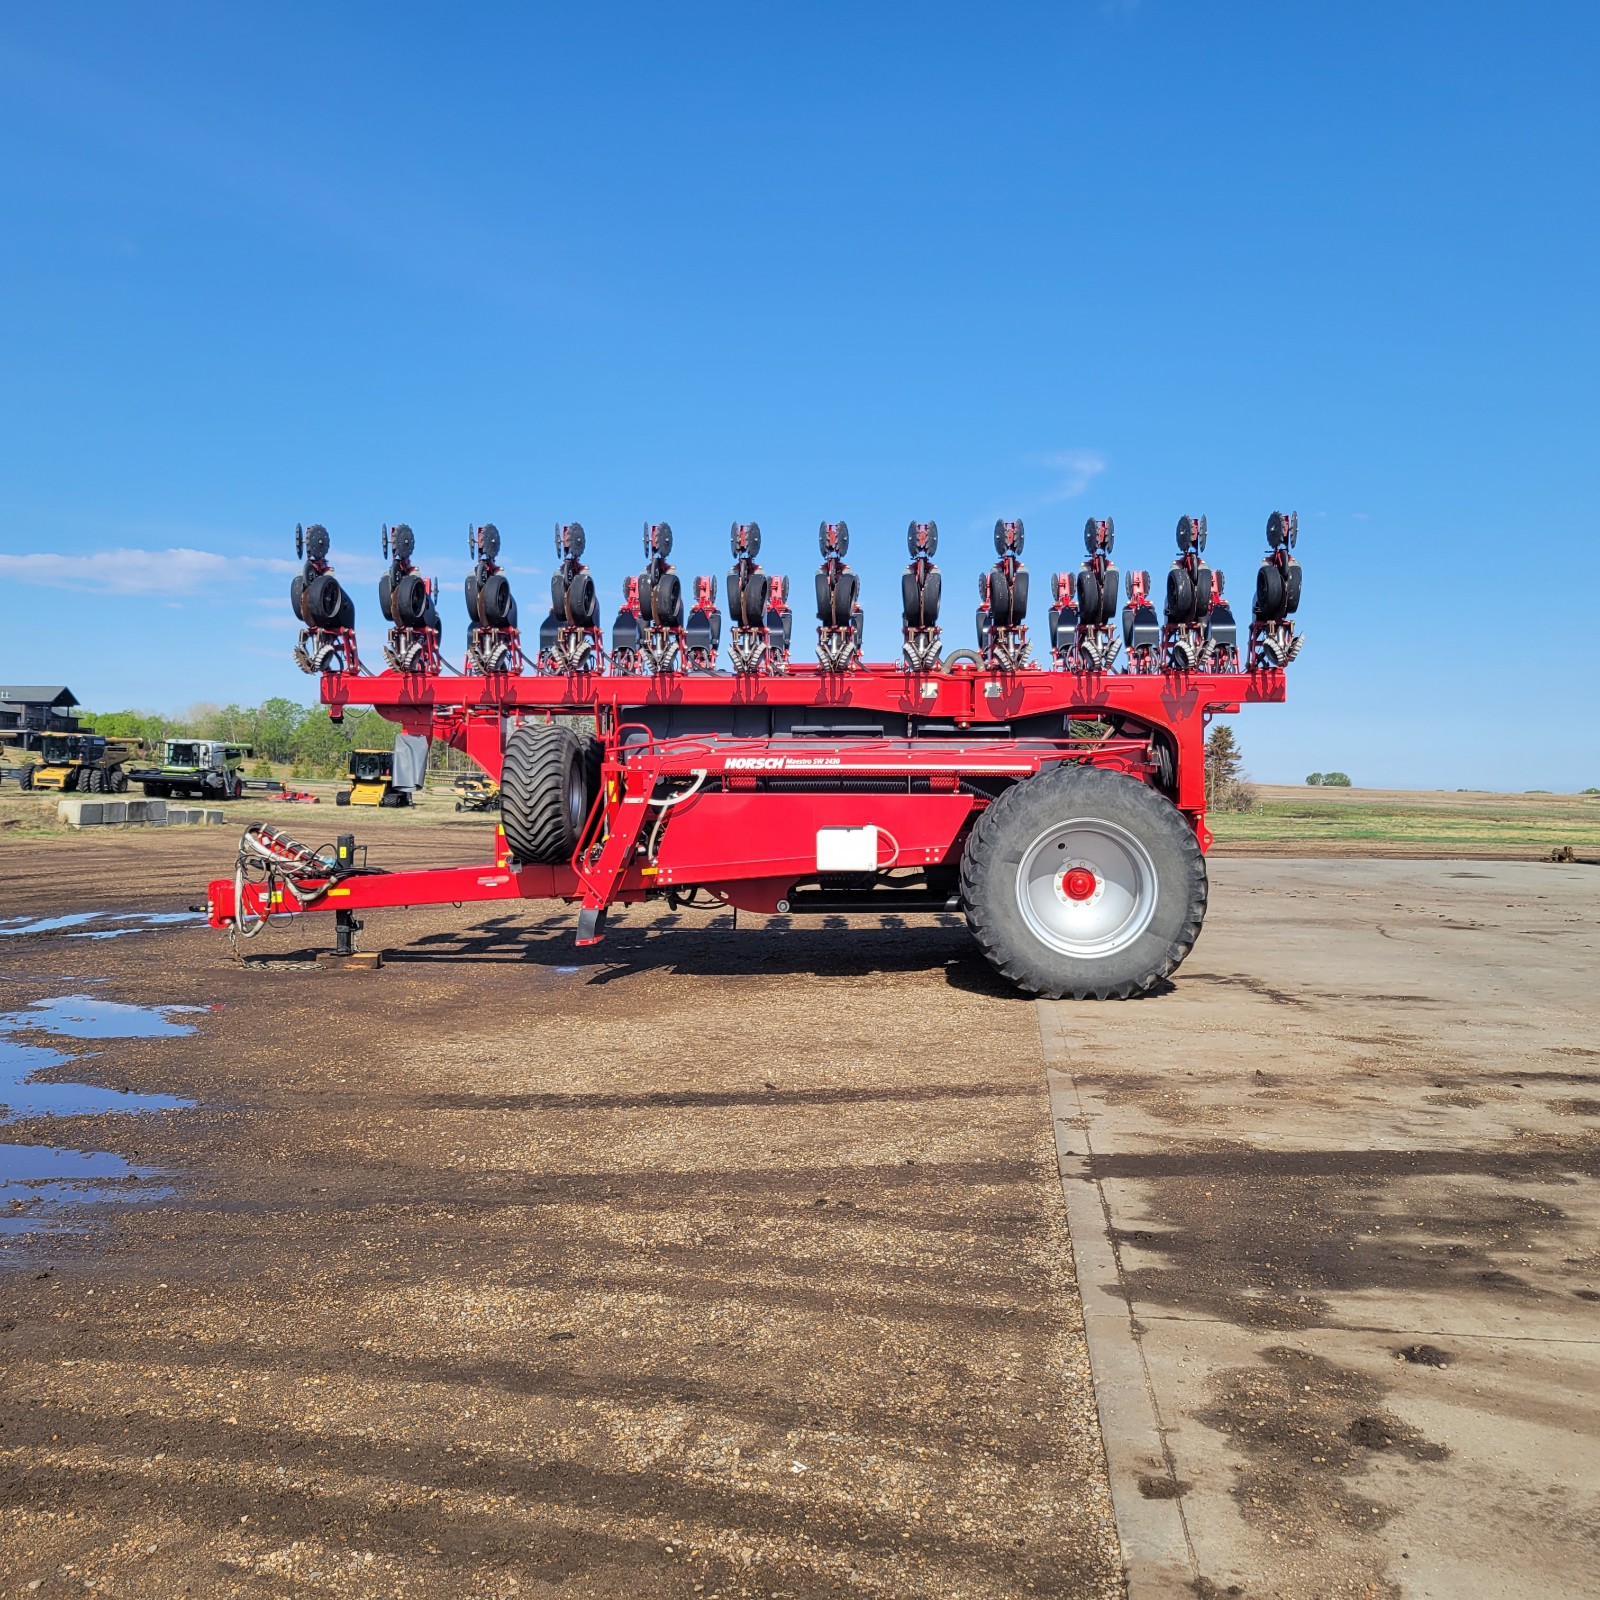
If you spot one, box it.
[1016,817,1158,959]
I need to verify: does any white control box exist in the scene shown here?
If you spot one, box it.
[816,826,879,872]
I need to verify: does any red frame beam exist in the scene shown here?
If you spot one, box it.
[207,663,1284,935]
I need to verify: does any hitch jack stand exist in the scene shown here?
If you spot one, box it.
[334,907,362,956]
[317,906,381,968]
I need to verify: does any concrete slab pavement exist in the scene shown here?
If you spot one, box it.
[1042,858,1600,1600]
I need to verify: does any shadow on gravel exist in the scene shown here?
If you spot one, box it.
[260,912,1199,1007]
[413,1081,1036,1113]
[364,912,1045,1001]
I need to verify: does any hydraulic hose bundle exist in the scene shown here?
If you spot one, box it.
[231,823,363,940]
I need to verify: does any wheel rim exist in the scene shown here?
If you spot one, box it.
[1015,816,1158,959]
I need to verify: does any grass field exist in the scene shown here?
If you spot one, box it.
[1208,784,1600,858]
[4,778,1598,859]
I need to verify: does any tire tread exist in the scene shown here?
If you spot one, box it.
[501,724,585,864]
[959,765,1208,999]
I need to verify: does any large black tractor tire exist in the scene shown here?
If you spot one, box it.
[335,790,351,806]
[501,723,590,864]
[18,765,34,791]
[959,764,1207,999]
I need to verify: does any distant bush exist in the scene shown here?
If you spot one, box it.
[1584,787,1600,795]
[1318,772,1352,787]
[1305,772,1323,785]
[1211,779,1259,813]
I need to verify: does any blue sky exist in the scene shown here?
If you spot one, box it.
[1,2,1596,789]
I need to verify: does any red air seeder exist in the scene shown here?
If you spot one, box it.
[211,512,1303,998]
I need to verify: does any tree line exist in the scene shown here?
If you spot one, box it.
[79,699,400,780]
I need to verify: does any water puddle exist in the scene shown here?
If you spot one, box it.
[4,994,203,1040]
[0,911,202,940]
[0,995,198,1121]
[0,1144,172,1236]
[0,1038,190,1121]
[0,994,197,1239]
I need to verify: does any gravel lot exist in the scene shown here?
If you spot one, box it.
[0,819,1122,1599]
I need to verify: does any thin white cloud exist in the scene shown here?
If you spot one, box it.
[970,448,1111,531]
[0,547,297,595]
[1036,449,1108,503]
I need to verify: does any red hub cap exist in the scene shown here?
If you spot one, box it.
[1061,867,1097,902]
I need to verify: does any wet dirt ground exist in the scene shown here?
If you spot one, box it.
[1042,859,1600,1600]
[0,819,1122,1599]
[6,822,1596,1600]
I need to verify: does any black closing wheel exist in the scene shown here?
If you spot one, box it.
[306,573,345,629]
[1254,561,1287,621]
[563,570,597,628]
[393,572,429,627]
[479,571,515,627]
[959,764,1207,999]
[988,567,1011,625]
[500,723,589,864]
[1077,570,1101,625]
[732,569,770,627]
[1166,564,1195,624]
[650,570,682,628]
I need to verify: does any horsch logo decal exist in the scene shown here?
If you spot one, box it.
[724,756,843,770]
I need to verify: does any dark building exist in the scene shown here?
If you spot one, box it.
[0,686,82,751]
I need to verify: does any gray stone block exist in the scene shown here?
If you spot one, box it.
[101,800,128,824]
[57,798,104,827]
[204,809,226,825]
